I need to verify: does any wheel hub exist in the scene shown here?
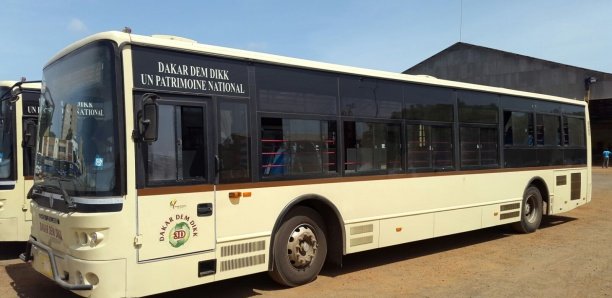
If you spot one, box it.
[287,224,318,269]
[524,195,537,222]
[525,201,532,215]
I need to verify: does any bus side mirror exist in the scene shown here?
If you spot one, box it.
[9,86,21,102]
[139,93,159,143]
[23,121,37,148]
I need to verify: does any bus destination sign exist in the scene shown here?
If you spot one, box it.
[22,92,41,116]
[132,46,249,97]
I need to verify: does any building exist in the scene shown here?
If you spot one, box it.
[404,42,612,164]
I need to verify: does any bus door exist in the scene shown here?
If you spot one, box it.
[136,95,216,261]
[22,118,37,221]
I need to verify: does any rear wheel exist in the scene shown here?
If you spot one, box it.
[512,186,543,233]
[269,206,327,287]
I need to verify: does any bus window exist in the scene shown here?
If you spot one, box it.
[339,77,402,119]
[218,101,250,183]
[459,91,499,168]
[566,117,585,147]
[257,65,337,115]
[407,124,454,171]
[458,91,499,124]
[261,118,336,177]
[343,121,401,173]
[431,126,454,169]
[460,126,498,168]
[503,111,534,146]
[404,84,454,122]
[0,98,15,179]
[406,124,430,169]
[536,114,562,146]
[146,104,206,185]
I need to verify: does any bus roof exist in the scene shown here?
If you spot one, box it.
[46,31,585,106]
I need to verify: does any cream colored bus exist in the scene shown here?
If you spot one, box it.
[23,31,591,297]
[0,80,40,242]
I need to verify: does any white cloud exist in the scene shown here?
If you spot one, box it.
[68,18,87,32]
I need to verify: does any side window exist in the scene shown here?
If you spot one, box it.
[261,118,337,178]
[536,114,562,146]
[565,117,585,147]
[431,126,454,169]
[458,91,498,124]
[0,99,15,179]
[256,64,338,115]
[406,124,453,170]
[503,111,534,146]
[404,84,454,122]
[344,121,401,173]
[460,126,498,168]
[146,104,206,185]
[459,91,499,168]
[218,101,250,183]
[339,77,403,119]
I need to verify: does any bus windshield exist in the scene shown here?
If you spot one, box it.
[34,42,121,198]
[0,87,14,180]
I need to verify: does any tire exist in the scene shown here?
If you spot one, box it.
[512,186,543,233]
[269,206,327,287]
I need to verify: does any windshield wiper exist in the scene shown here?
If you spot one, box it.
[31,177,77,210]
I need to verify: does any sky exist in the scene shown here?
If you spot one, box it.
[1,0,611,81]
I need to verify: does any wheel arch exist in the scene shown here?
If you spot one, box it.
[268,194,345,271]
[526,176,550,215]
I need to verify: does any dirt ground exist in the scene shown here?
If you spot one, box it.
[2,168,611,297]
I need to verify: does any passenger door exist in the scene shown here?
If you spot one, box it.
[136,96,216,261]
[22,118,37,221]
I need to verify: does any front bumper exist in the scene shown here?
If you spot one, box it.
[22,237,127,297]
[21,237,93,290]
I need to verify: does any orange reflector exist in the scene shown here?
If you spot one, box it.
[396,227,402,232]
[243,192,252,197]
[228,192,242,199]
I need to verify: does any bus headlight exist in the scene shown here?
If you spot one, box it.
[89,232,104,247]
[78,232,90,246]
[76,230,105,247]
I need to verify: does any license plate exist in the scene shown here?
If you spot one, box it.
[32,247,53,279]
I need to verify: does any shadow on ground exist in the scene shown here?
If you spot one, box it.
[0,242,27,261]
[153,214,577,297]
[1,216,576,297]
[5,262,80,298]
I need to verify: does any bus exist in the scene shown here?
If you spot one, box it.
[0,80,40,242]
[23,31,591,297]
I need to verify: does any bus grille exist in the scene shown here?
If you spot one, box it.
[220,254,266,272]
[221,240,266,257]
[499,203,521,220]
[349,223,375,247]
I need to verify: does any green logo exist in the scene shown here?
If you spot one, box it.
[169,222,191,248]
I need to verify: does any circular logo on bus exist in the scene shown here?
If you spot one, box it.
[169,222,191,248]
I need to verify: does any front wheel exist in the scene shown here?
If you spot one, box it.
[269,206,327,287]
[512,186,543,233]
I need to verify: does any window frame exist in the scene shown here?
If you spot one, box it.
[503,109,535,148]
[459,123,499,169]
[136,94,212,188]
[258,113,339,181]
[405,121,454,172]
[535,112,563,147]
[342,117,403,175]
[217,98,252,184]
